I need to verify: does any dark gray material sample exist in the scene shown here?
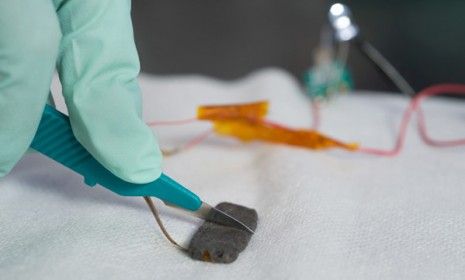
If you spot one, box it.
[188,202,258,263]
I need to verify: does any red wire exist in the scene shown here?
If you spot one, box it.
[146,116,209,153]
[311,101,321,130]
[147,118,198,126]
[417,104,465,147]
[358,84,465,156]
[180,129,213,151]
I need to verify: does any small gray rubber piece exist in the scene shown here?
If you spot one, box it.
[188,202,258,263]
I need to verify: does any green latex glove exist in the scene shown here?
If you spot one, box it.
[0,0,162,183]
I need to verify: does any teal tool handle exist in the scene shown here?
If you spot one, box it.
[30,105,202,211]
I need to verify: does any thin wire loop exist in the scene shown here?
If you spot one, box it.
[358,84,465,156]
[143,196,187,251]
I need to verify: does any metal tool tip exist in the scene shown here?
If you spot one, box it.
[202,203,255,234]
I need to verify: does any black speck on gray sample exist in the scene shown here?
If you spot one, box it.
[188,202,258,264]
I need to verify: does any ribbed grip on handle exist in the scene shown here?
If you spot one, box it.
[30,105,202,211]
[32,106,93,173]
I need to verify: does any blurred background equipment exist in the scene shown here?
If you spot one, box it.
[132,0,465,93]
[325,3,415,97]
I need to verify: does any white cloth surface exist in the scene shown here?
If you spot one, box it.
[1,69,465,279]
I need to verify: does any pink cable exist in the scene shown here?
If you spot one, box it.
[180,129,213,151]
[147,117,209,153]
[311,101,321,130]
[358,84,465,156]
[147,118,198,127]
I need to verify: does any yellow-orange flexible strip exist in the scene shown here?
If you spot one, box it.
[197,101,358,151]
[197,101,268,121]
[213,119,358,151]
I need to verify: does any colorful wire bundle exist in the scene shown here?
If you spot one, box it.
[147,83,465,157]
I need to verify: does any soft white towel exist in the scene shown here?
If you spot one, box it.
[1,69,465,279]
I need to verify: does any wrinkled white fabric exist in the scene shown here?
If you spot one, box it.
[1,69,465,279]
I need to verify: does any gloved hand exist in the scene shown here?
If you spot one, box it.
[0,0,162,183]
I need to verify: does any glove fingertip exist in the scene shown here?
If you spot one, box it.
[115,159,163,184]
